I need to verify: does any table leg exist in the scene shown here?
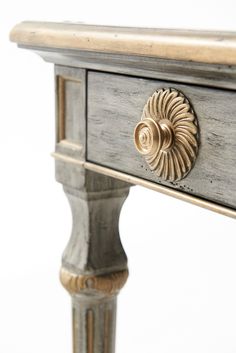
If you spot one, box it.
[58,167,130,353]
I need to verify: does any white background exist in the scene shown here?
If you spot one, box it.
[1,1,236,352]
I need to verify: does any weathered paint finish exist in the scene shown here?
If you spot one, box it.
[56,161,130,353]
[10,21,236,353]
[54,65,131,353]
[55,66,86,159]
[87,71,236,209]
[72,294,117,353]
[26,49,236,90]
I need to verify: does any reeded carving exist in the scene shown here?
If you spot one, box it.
[134,88,199,181]
[86,310,94,353]
[60,267,129,295]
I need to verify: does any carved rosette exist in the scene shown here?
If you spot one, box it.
[134,88,199,181]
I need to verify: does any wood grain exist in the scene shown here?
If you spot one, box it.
[87,71,236,209]
[35,51,236,90]
[57,166,130,353]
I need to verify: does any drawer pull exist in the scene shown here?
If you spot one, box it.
[134,88,199,181]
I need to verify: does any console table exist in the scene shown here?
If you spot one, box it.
[10,22,236,353]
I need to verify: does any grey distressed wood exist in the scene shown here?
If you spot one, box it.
[53,65,131,353]
[27,47,236,90]
[11,22,236,353]
[60,171,130,275]
[72,295,117,353]
[56,159,130,353]
[55,66,86,159]
[87,71,236,209]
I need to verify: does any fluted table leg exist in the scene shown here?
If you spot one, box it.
[57,167,130,353]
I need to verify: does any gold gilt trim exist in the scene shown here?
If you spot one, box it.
[72,307,77,353]
[60,268,129,295]
[134,88,199,181]
[52,153,236,219]
[56,75,82,143]
[10,21,236,66]
[104,310,111,353]
[57,75,65,142]
[86,310,94,353]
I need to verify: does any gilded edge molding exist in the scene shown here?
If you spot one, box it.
[134,88,199,181]
[60,268,129,295]
[10,21,236,66]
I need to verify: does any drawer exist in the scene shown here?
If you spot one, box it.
[87,71,236,209]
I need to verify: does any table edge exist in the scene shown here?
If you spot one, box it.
[10,21,236,66]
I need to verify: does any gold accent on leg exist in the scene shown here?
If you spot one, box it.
[60,268,129,295]
[104,310,111,353]
[72,307,77,353]
[86,310,94,353]
[57,76,65,142]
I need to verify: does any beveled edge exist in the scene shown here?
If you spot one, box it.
[10,21,236,66]
[52,152,236,219]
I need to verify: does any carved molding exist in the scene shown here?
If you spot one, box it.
[56,73,83,143]
[134,88,199,181]
[60,267,129,295]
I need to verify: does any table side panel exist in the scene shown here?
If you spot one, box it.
[55,66,86,159]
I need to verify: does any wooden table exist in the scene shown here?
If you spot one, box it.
[10,22,236,353]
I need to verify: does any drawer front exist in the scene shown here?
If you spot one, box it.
[87,71,236,209]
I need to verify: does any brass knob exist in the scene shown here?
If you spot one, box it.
[134,88,199,181]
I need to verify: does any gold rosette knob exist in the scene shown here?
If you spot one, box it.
[134,88,199,181]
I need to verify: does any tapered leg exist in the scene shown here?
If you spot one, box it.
[57,165,130,353]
